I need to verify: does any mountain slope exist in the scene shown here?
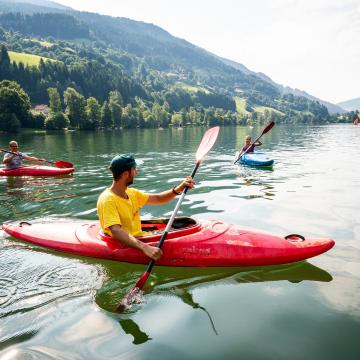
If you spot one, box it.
[220,56,344,114]
[337,97,360,111]
[0,0,333,124]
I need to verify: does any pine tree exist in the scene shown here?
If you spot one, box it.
[0,45,11,79]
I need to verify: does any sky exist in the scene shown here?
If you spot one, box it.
[52,0,360,104]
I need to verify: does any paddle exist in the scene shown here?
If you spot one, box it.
[0,149,73,169]
[234,121,275,164]
[115,126,220,312]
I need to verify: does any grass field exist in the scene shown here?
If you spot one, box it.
[174,82,210,94]
[234,97,250,115]
[8,51,56,67]
[253,105,285,116]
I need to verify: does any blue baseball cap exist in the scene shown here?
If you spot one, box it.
[109,154,137,174]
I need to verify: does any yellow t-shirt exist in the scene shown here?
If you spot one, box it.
[97,187,149,237]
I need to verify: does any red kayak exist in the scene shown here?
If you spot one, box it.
[2,217,334,267]
[0,165,74,176]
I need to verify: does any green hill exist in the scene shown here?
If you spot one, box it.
[0,0,331,125]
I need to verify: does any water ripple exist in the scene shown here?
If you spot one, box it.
[0,247,105,321]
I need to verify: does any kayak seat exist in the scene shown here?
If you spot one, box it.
[141,217,198,231]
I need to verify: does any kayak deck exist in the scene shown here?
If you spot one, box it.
[2,217,335,267]
[0,165,74,176]
[235,151,274,167]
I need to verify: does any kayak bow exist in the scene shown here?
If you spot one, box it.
[235,151,274,167]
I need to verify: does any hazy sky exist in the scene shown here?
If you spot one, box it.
[53,0,360,104]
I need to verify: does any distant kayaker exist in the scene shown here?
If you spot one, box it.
[238,135,262,158]
[353,113,359,125]
[1,140,46,169]
[97,154,195,261]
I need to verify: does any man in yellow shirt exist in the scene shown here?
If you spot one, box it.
[97,154,194,261]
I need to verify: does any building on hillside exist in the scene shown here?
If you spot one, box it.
[34,104,50,115]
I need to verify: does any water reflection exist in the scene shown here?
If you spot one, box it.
[96,260,332,312]
[118,319,152,345]
[90,260,333,342]
[0,176,77,222]
[4,176,75,202]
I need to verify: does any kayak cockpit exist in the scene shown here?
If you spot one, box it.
[138,216,201,241]
[141,216,198,231]
[97,217,202,243]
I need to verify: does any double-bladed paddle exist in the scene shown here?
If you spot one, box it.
[234,121,275,164]
[0,149,73,169]
[115,126,220,312]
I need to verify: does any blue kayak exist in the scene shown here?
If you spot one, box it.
[236,152,274,167]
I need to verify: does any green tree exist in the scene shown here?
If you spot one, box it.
[151,102,169,128]
[0,112,21,132]
[29,111,46,129]
[101,100,112,128]
[122,104,138,128]
[204,107,216,126]
[63,87,86,129]
[0,80,31,131]
[143,113,156,127]
[188,107,204,125]
[160,104,170,128]
[109,90,124,107]
[0,45,11,79]
[45,112,69,130]
[108,91,122,128]
[85,97,101,130]
[171,113,183,127]
[47,87,62,113]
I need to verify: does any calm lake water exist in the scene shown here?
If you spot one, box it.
[0,124,359,359]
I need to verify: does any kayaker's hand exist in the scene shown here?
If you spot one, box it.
[110,224,163,261]
[142,243,163,261]
[178,176,195,193]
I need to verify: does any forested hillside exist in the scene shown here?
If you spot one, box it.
[0,0,337,132]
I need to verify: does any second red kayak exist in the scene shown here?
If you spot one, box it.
[0,165,74,176]
[2,217,334,267]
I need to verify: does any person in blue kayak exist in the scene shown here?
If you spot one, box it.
[1,140,46,169]
[97,154,195,261]
[238,135,262,157]
[353,113,359,125]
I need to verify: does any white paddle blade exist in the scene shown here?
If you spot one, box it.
[195,126,220,161]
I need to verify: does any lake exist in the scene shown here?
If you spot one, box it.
[0,124,359,359]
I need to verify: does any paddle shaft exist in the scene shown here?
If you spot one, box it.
[146,161,200,273]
